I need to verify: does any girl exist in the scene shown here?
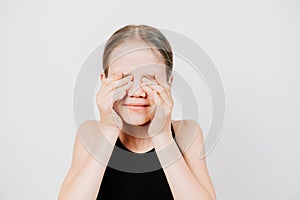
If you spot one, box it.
[58,24,216,200]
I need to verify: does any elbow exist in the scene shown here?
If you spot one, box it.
[57,189,66,200]
[209,192,217,200]
[57,185,72,200]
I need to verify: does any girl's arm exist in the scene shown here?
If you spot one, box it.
[58,120,119,200]
[151,120,217,200]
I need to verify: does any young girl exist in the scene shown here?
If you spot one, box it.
[58,24,216,200]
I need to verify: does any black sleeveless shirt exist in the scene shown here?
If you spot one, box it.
[97,124,176,200]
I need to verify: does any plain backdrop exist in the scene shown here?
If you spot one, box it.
[1,0,300,199]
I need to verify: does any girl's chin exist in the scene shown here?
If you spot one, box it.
[123,118,151,126]
[115,107,154,126]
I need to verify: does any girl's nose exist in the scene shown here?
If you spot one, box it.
[127,78,146,98]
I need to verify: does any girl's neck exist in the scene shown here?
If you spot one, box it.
[119,121,154,153]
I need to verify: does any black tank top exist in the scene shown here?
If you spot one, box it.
[97,124,176,200]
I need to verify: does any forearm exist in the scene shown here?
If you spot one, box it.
[59,127,119,200]
[152,133,214,200]
[59,155,108,200]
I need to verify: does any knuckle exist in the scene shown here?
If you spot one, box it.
[157,87,163,94]
[102,80,108,87]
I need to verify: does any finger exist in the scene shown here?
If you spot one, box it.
[103,72,123,85]
[144,82,171,105]
[141,76,159,86]
[111,80,133,102]
[154,74,172,97]
[113,74,133,90]
[142,76,170,91]
[101,72,123,94]
[111,107,123,130]
[97,73,122,96]
[141,83,162,105]
[148,105,166,135]
[142,76,171,102]
[153,74,170,88]
[103,74,133,95]
[154,73,164,85]
[159,83,172,100]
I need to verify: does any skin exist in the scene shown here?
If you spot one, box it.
[58,39,217,200]
[103,38,173,153]
[106,40,217,199]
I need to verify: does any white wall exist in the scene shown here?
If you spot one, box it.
[1,0,299,199]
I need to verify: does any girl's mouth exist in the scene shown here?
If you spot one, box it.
[123,104,150,111]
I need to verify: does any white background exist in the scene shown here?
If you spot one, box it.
[1,0,300,199]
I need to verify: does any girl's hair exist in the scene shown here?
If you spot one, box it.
[102,24,173,78]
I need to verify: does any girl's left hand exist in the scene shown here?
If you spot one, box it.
[141,74,174,137]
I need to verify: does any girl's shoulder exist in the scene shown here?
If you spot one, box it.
[171,119,203,153]
[171,119,201,135]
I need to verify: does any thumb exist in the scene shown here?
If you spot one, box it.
[149,105,167,136]
[112,108,123,130]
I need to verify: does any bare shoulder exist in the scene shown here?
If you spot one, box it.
[60,120,100,188]
[171,119,203,137]
[78,120,101,131]
[75,120,103,156]
[171,119,204,154]
[73,120,102,162]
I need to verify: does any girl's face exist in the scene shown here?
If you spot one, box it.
[106,39,172,126]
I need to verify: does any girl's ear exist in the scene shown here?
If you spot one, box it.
[100,72,105,81]
[168,75,173,86]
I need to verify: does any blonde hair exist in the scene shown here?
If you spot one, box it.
[102,24,173,79]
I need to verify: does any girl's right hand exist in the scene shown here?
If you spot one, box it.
[96,72,133,132]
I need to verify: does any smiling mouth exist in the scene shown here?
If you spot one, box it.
[125,104,149,107]
[124,104,150,110]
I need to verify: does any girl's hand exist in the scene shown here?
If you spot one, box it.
[96,72,133,132]
[141,74,174,137]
